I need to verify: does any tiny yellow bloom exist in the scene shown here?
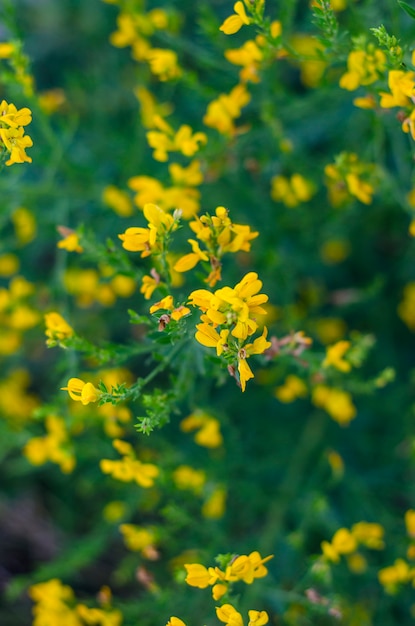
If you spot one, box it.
[323,340,351,372]
[44,312,74,343]
[219,2,251,35]
[61,377,100,405]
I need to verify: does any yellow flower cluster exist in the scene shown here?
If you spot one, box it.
[203,83,251,136]
[321,522,385,573]
[30,579,81,626]
[0,368,38,426]
[312,384,356,425]
[189,272,271,391]
[100,438,159,487]
[219,2,251,36]
[379,70,415,139]
[398,282,415,331]
[128,160,203,218]
[180,410,223,448]
[119,523,158,558]
[184,550,273,601]
[322,340,351,372]
[224,21,283,84]
[146,115,207,162]
[339,47,386,91]
[274,375,308,403]
[0,275,40,355]
[109,7,181,80]
[325,152,375,206]
[119,202,178,257]
[0,99,33,165]
[24,415,75,473]
[61,377,101,405]
[44,311,74,346]
[63,266,135,308]
[174,206,258,287]
[270,173,315,207]
[30,578,122,626]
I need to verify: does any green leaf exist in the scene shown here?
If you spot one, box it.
[398,0,415,19]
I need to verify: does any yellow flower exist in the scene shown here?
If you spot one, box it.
[173,465,206,493]
[225,551,273,584]
[379,70,415,108]
[119,524,156,554]
[351,521,385,549]
[167,618,187,626]
[0,42,15,58]
[100,440,159,488]
[378,559,415,594]
[405,510,415,538]
[274,375,308,403]
[202,487,227,519]
[0,253,19,276]
[339,48,386,91]
[216,603,244,626]
[323,340,351,372]
[57,231,84,253]
[248,610,269,626]
[44,311,74,343]
[12,206,36,244]
[146,48,181,81]
[0,100,32,127]
[141,274,160,300]
[1,126,33,165]
[102,185,133,216]
[184,563,217,588]
[61,377,100,405]
[203,84,251,135]
[180,411,223,448]
[312,385,356,425]
[219,2,251,35]
[271,173,315,207]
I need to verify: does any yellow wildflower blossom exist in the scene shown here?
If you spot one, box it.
[323,340,351,372]
[12,206,36,244]
[274,375,308,403]
[219,2,251,35]
[271,173,315,207]
[146,48,181,81]
[57,231,84,253]
[216,604,244,626]
[203,84,250,136]
[378,559,415,594]
[225,39,264,83]
[102,185,134,216]
[0,42,15,58]
[146,116,207,162]
[225,551,273,584]
[100,439,159,488]
[339,48,386,91]
[184,563,218,588]
[119,524,157,554]
[173,465,206,493]
[167,618,187,626]
[61,377,100,405]
[180,410,223,448]
[405,510,415,538]
[202,487,226,519]
[312,385,357,425]
[351,521,385,549]
[118,202,177,257]
[44,311,74,344]
[379,70,415,108]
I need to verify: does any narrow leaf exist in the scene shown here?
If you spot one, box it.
[398,0,415,19]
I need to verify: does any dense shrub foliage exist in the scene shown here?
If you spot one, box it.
[1,0,415,624]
